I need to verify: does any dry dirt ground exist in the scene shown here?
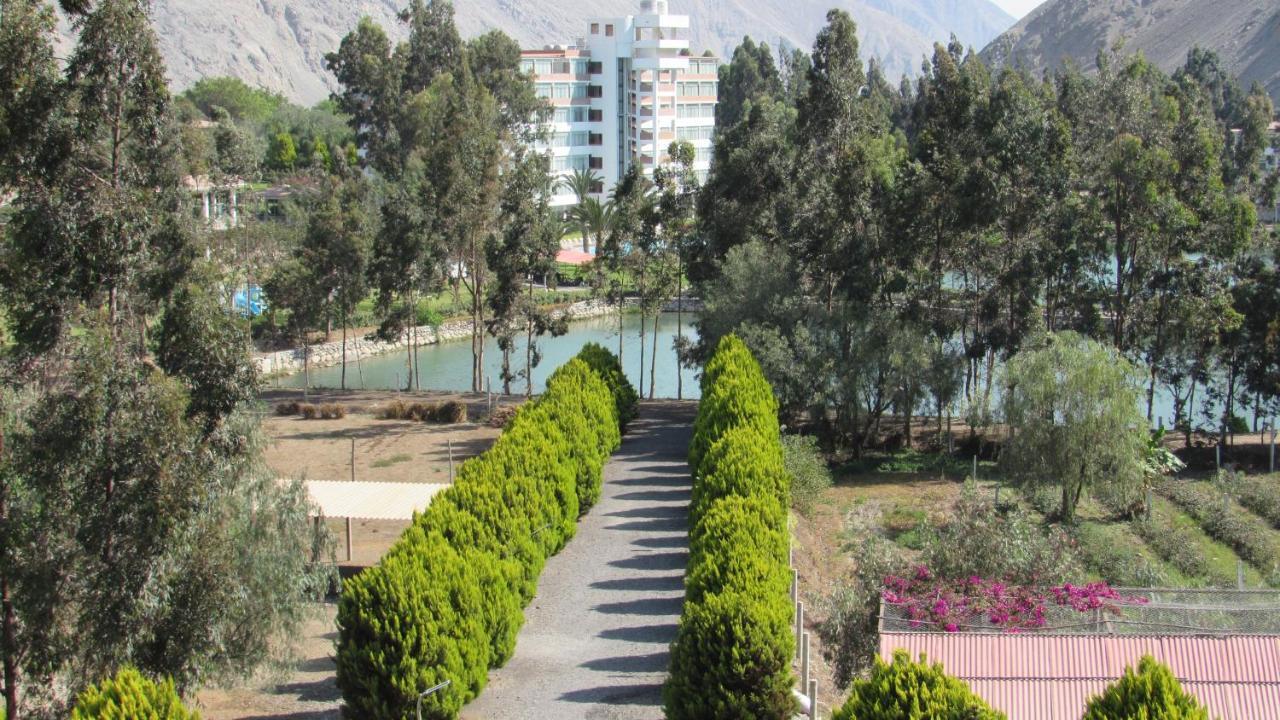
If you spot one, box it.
[259,389,514,485]
[195,603,341,720]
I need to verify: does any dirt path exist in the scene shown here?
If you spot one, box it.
[461,400,696,720]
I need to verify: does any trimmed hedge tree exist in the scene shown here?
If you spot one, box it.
[833,650,1005,720]
[1082,656,1212,720]
[336,350,627,720]
[665,334,796,719]
[70,667,199,720]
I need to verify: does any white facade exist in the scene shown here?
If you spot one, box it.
[520,0,718,210]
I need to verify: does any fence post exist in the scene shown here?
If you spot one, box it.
[795,601,804,660]
[801,631,811,695]
[1145,489,1153,522]
[346,516,353,563]
[1216,440,1221,470]
[791,569,799,604]
[1238,560,1245,590]
[1264,420,1274,471]
[973,455,978,482]
[807,679,818,719]
[350,437,356,483]
[448,439,455,482]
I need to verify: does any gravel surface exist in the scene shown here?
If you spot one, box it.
[461,400,696,720]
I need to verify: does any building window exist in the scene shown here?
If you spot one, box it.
[554,84,572,99]
[589,133,603,146]
[589,156,603,169]
[605,24,614,37]
[676,103,715,119]
[587,85,603,98]
[591,22,599,34]
[588,61,602,74]
[589,109,603,122]
[536,83,553,99]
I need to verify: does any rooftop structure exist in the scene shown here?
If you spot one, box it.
[880,589,1280,720]
[520,0,719,213]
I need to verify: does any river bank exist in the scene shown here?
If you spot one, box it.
[254,297,704,378]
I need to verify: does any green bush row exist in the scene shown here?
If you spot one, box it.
[334,348,625,720]
[665,335,796,719]
[576,342,639,430]
[1229,473,1280,530]
[1159,479,1280,584]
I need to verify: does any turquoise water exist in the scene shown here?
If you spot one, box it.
[276,312,701,399]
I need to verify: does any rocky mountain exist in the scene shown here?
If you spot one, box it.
[55,0,1014,105]
[981,0,1280,101]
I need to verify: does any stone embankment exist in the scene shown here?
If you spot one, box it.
[254,297,703,377]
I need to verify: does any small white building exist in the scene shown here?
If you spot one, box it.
[520,0,719,209]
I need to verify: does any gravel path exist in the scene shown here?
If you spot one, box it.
[461,400,696,720]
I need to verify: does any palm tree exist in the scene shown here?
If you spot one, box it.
[560,168,601,253]
[568,197,614,256]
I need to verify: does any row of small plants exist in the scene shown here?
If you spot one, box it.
[274,400,348,419]
[1225,472,1280,529]
[834,651,1213,720]
[333,344,635,719]
[664,335,796,718]
[378,398,468,424]
[1158,479,1280,584]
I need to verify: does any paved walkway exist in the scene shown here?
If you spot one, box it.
[462,400,696,720]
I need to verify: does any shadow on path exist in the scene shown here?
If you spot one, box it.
[461,401,696,720]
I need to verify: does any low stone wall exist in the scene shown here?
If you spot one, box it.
[255,298,619,377]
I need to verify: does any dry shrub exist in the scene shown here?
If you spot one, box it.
[275,401,301,416]
[299,404,320,420]
[488,405,518,429]
[439,401,468,424]
[378,399,410,420]
[320,404,348,420]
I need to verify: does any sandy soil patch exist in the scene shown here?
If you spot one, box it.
[195,603,340,720]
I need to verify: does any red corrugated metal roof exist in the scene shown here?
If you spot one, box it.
[881,633,1280,720]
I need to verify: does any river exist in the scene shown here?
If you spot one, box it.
[274,312,702,399]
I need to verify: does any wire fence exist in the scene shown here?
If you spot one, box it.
[881,589,1280,636]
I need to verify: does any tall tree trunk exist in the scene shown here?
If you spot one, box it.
[526,281,535,398]
[502,341,512,396]
[341,317,348,391]
[649,312,659,400]
[470,239,485,393]
[676,270,683,400]
[617,302,624,371]
[1,425,18,720]
[639,309,647,400]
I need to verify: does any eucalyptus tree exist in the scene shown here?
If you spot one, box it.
[488,150,564,396]
[716,36,783,129]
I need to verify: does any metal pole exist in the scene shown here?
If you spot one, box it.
[807,679,818,719]
[416,680,452,720]
[346,516,353,563]
[973,455,978,481]
[791,569,799,604]
[448,439,455,482]
[350,437,356,483]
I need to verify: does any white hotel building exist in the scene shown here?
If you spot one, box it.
[519,0,719,209]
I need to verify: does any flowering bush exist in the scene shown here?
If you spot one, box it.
[882,567,1147,633]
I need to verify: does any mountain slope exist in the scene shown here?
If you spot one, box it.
[57,0,1014,105]
[981,0,1280,101]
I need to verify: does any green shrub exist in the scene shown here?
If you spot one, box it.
[1082,656,1211,720]
[690,425,788,527]
[686,494,789,603]
[576,342,638,429]
[783,433,833,516]
[833,650,1005,720]
[1131,517,1229,586]
[70,667,198,720]
[335,346,627,720]
[667,334,793,717]
[663,590,796,720]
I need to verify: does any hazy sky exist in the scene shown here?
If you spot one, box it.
[991,0,1047,19]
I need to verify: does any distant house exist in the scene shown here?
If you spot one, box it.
[183,174,246,230]
[879,589,1280,719]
